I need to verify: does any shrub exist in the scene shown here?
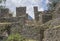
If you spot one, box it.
[26,39,38,41]
[6,33,26,41]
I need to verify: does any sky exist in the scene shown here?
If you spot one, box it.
[1,0,49,19]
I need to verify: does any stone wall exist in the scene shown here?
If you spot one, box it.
[42,14,52,23]
[0,17,60,41]
[34,7,52,23]
[0,22,42,41]
[20,25,41,41]
[0,17,25,24]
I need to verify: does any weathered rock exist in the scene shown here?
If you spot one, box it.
[44,25,60,41]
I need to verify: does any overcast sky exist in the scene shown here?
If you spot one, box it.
[1,0,49,19]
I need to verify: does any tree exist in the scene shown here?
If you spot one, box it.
[0,0,6,8]
[0,0,6,3]
[6,33,26,41]
[0,0,2,3]
[48,0,60,10]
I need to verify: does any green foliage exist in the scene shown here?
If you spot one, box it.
[0,0,6,8]
[0,0,6,3]
[26,39,37,41]
[6,33,26,41]
[49,0,60,3]
[0,0,2,3]
[48,0,60,10]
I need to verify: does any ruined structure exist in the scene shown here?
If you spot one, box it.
[41,10,52,23]
[0,5,60,41]
[16,7,26,17]
[0,8,9,17]
[16,7,27,23]
[34,6,39,21]
[34,6,52,23]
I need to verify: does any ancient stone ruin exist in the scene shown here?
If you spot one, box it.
[0,3,60,41]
